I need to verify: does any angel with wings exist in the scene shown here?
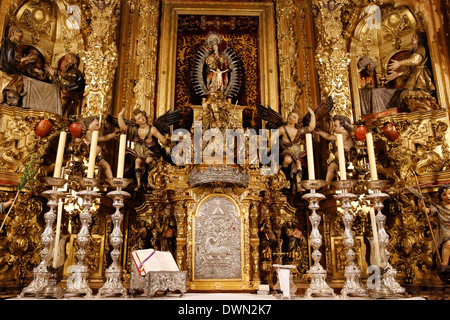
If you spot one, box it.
[315,114,356,184]
[112,107,180,190]
[256,97,333,193]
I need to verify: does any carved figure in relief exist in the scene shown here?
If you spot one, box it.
[259,218,277,261]
[17,47,46,81]
[45,53,85,116]
[315,115,356,184]
[358,56,378,89]
[0,90,26,108]
[281,220,302,262]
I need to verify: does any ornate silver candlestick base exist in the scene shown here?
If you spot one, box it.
[65,178,100,298]
[97,178,132,298]
[333,180,367,298]
[19,177,66,298]
[365,180,405,296]
[301,180,336,298]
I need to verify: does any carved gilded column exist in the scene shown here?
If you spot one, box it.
[275,0,318,118]
[313,0,352,119]
[81,0,121,118]
[132,0,159,115]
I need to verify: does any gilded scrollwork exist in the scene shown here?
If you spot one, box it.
[387,189,436,283]
[313,0,352,120]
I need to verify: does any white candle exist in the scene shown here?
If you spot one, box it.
[53,131,67,178]
[117,134,127,178]
[52,199,64,268]
[369,207,381,267]
[366,132,378,181]
[336,133,346,180]
[306,133,315,180]
[87,130,99,178]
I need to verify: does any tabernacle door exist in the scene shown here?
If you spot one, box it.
[192,195,244,289]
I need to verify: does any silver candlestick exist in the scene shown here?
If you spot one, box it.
[301,180,336,298]
[365,180,405,298]
[333,180,367,297]
[97,178,132,298]
[19,177,67,298]
[65,178,100,298]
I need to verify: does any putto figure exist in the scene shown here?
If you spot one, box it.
[80,115,119,179]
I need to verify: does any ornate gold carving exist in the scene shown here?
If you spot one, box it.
[0,106,68,182]
[275,0,317,118]
[131,0,160,114]
[370,110,450,186]
[18,1,55,45]
[0,107,67,286]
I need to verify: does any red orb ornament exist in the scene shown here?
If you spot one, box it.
[354,124,367,141]
[35,119,54,137]
[69,122,83,138]
[382,122,400,141]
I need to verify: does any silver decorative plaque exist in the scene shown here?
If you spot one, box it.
[194,196,242,280]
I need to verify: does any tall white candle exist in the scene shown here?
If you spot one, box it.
[366,132,378,181]
[53,131,67,178]
[87,130,99,178]
[306,133,315,180]
[336,133,346,180]
[117,134,127,178]
[52,199,64,268]
[369,207,381,267]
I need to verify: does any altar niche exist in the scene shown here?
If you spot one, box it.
[192,195,244,284]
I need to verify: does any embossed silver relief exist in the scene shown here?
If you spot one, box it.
[194,196,241,279]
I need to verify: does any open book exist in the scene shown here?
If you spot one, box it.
[131,249,179,276]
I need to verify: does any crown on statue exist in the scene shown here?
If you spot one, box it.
[188,165,249,187]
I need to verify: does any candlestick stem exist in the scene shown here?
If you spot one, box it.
[65,178,100,298]
[333,180,367,297]
[365,180,405,296]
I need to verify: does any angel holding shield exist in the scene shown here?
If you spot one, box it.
[115,107,180,190]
